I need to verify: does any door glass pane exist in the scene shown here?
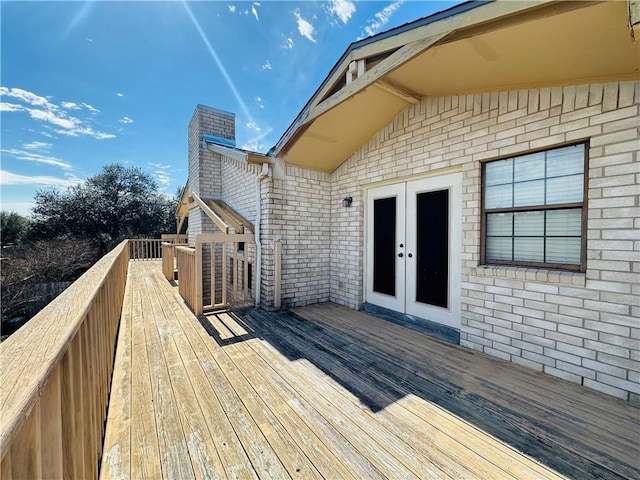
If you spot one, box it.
[416,189,448,308]
[373,197,396,296]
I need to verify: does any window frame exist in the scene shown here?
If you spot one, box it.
[480,140,589,272]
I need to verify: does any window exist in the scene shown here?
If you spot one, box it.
[481,143,587,271]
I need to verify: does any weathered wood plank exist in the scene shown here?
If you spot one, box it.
[247,310,545,479]
[141,278,195,479]
[200,312,322,479]
[9,402,41,479]
[39,365,63,477]
[144,274,225,480]
[293,304,640,479]
[129,287,162,479]
[302,304,640,459]
[100,266,133,480]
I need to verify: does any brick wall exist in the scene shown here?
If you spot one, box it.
[187,104,235,199]
[330,81,639,401]
[262,165,332,308]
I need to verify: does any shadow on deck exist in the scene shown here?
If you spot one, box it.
[101,261,640,479]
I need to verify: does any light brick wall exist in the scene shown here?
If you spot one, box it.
[329,81,639,401]
[261,165,332,308]
[187,104,235,199]
[221,157,260,221]
[220,157,261,299]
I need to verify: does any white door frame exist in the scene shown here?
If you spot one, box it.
[365,183,405,312]
[405,173,462,329]
[364,172,462,330]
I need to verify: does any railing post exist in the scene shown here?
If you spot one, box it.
[274,240,282,309]
[195,237,203,316]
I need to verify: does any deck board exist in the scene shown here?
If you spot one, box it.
[101,262,640,479]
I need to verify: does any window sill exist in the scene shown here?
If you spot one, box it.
[475,264,586,287]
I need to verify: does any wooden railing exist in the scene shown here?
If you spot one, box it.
[176,246,197,313]
[161,233,187,244]
[129,238,162,260]
[195,234,257,315]
[162,242,176,281]
[0,240,130,479]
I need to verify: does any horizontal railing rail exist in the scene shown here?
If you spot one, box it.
[0,240,130,479]
[160,233,188,245]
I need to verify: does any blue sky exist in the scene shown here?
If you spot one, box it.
[1,0,459,216]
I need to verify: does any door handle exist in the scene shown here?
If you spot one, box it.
[398,253,404,258]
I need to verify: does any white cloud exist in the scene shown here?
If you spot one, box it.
[85,37,93,42]
[119,116,133,124]
[246,122,261,132]
[0,169,81,187]
[55,126,115,139]
[81,102,99,113]
[261,60,272,70]
[23,141,51,151]
[282,37,294,49]
[229,5,236,13]
[251,5,259,21]
[0,102,25,112]
[149,162,172,185]
[253,2,261,5]
[28,108,78,129]
[363,0,403,37]
[294,10,316,43]
[1,148,72,169]
[241,140,265,152]
[116,92,124,97]
[329,0,356,24]
[61,101,81,110]
[1,86,114,140]
[149,162,171,169]
[0,87,52,108]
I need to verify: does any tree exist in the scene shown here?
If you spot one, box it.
[32,164,177,252]
[1,239,100,326]
[0,211,31,246]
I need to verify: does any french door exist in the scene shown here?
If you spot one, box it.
[365,173,461,329]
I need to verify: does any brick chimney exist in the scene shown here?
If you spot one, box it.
[187,105,236,243]
[187,104,235,198]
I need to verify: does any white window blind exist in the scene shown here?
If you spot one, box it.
[483,144,585,269]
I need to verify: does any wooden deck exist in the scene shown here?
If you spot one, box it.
[101,261,640,479]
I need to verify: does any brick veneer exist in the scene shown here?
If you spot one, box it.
[329,81,639,401]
